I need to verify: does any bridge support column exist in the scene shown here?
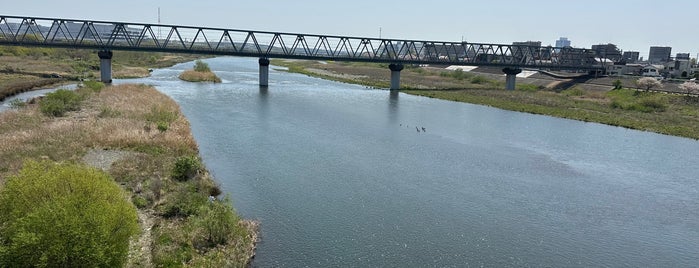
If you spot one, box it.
[98,50,113,83]
[389,63,404,90]
[502,67,522,90]
[259,58,270,87]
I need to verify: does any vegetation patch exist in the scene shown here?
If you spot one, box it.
[179,60,222,83]
[562,86,586,97]
[171,155,203,182]
[39,88,85,117]
[0,161,139,267]
[608,89,669,113]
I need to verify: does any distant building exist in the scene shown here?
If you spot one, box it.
[676,53,690,60]
[606,63,644,77]
[666,58,692,78]
[642,64,663,77]
[591,43,622,62]
[555,37,571,48]
[622,51,640,63]
[512,41,542,47]
[648,46,672,64]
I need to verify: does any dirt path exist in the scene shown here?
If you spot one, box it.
[82,149,155,268]
[127,209,156,268]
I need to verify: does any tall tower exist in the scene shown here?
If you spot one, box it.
[555,37,571,48]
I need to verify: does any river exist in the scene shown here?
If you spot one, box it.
[5,57,698,267]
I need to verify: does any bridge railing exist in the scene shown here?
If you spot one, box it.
[0,15,601,70]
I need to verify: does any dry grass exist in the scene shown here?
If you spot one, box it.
[0,84,257,266]
[0,84,195,179]
[179,70,222,83]
[113,66,152,79]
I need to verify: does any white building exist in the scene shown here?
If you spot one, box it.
[642,64,662,77]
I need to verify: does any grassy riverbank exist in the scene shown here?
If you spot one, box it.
[0,46,203,101]
[0,83,257,266]
[274,60,699,140]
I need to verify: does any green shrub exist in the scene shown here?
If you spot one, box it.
[157,121,169,132]
[613,79,623,90]
[470,75,488,84]
[160,183,209,218]
[191,197,241,247]
[152,229,195,266]
[39,89,83,117]
[82,80,105,92]
[171,156,202,182]
[0,161,139,267]
[133,195,149,209]
[452,69,466,80]
[193,60,211,72]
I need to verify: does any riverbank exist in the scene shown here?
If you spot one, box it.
[273,60,699,140]
[0,46,203,101]
[0,83,257,266]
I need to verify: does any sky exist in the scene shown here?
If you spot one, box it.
[3,0,698,59]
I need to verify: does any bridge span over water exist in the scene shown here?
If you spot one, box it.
[0,15,603,89]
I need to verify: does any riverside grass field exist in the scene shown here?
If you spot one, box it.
[273,60,699,140]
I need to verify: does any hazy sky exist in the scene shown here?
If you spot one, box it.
[4,0,698,58]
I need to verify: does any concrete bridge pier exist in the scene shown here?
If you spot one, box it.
[503,67,522,90]
[98,50,113,83]
[259,58,270,87]
[389,63,404,90]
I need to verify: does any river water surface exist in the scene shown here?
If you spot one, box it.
[90,57,698,266]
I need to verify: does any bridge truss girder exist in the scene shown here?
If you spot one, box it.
[0,15,601,70]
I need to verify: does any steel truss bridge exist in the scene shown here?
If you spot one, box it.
[0,15,602,89]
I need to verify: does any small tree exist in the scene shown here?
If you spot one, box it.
[192,197,240,247]
[193,60,211,72]
[636,77,663,91]
[612,79,623,90]
[0,161,139,267]
[171,155,202,182]
[679,81,699,95]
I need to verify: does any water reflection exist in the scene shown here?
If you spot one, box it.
[388,90,399,124]
[257,86,269,121]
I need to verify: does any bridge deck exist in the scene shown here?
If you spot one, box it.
[0,15,602,70]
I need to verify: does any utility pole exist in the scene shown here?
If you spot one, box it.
[158,7,161,39]
[379,27,382,39]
